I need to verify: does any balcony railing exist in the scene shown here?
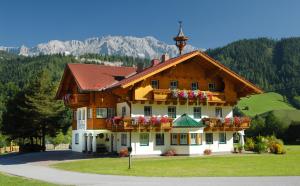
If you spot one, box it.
[106,116,173,131]
[63,93,89,107]
[202,117,251,130]
[152,89,225,103]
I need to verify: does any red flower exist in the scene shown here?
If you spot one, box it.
[160,116,169,123]
[138,116,146,124]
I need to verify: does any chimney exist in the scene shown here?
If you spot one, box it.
[136,62,144,73]
[161,53,170,62]
[151,59,160,67]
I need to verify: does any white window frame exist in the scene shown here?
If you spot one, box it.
[191,82,198,90]
[171,133,178,145]
[151,80,159,89]
[190,133,197,145]
[155,133,164,146]
[168,106,176,118]
[121,106,126,117]
[75,133,79,144]
[170,80,178,90]
[219,132,226,144]
[215,107,223,118]
[205,133,213,144]
[193,107,201,119]
[208,83,216,91]
[121,133,127,146]
[140,133,149,146]
[107,108,115,118]
[96,108,107,118]
[180,133,188,145]
[144,106,152,117]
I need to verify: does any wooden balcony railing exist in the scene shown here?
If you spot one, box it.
[106,116,173,132]
[202,117,251,131]
[63,93,89,107]
[152,89,225,103]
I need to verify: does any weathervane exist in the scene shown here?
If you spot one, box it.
[173,21,189,55]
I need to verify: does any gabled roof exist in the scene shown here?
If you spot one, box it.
[56,64,136,98]
[114,50,263,94]
[173,114,205,128]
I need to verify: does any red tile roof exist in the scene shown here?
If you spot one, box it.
[67,64,136,91]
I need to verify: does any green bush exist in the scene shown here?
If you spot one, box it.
[266,135,286,154]
[244,137,255,151]
[254,136,268,153]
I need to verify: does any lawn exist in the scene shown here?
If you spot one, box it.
[52,145,300,177]
[0,172,59,186]
[237,92,296,116]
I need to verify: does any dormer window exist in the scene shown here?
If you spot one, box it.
[170,80,178,90]
[208,83,216,91]
[191,82,198,90]
[151,80,159,89]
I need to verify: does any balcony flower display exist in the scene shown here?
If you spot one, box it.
[224,117,234,126]
[160,116,170,124]
[150,116,160,126]
[179,90,188,99]
[234,116,241,126]
[188,90,195,99]
[138,116,146,124]
[172,89,179,98]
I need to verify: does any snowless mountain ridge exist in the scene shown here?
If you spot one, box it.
[0,36,198,59]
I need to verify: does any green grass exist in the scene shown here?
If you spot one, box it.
[0,172,59,186]
[52,145,300,177]
[261,109,300,127]
[237,92,296,116]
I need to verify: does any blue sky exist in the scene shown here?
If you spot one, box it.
[1,0,300,49]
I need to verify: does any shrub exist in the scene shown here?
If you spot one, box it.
[254,136,268,154]
[244,137,255,151]
[266,135,286,154]
[204,149,212,155]
[119,148,129,157]
[162,149,176,156]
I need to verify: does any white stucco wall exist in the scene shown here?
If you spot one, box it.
[116,102,130,117]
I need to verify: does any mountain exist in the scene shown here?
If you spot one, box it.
[0,36,197,59]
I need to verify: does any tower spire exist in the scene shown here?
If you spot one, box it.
[174,21,189,55]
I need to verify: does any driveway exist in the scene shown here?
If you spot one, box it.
[0,151,299,186]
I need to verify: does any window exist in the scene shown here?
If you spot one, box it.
[193,107,201,119]
[233,132,240,144]
[75,133,79,144]
[107,108,115,118]
[205,133,213,144]
[87,108,93,119]
[144,106,152,117]
[180,133,188,145]
[171,133,178,145]
[151,80,159,89]
[168,106,176,118]
[82,109,85,120]
[190,133,197,145]
[73,111,77,120]
[170,80,178,90]
[96,108,107,118]
[121,106,126,117]
[191,82,198,90]
[208,83,216,91]
[78,109,81,120]
[215,107,222,118]
[198,134,203,145]
[121,133,127,146]
[140,133,149,146]
[219,132,226,144]
[155,133,164,146]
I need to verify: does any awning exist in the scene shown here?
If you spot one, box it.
[173,114,205,128]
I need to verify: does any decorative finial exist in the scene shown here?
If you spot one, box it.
[174,21,189,55]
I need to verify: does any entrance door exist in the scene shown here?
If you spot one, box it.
[84,135,88,152]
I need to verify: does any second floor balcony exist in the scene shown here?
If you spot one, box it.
[202,117,251,131]
[152,89,225,103]
[63,93,89,107]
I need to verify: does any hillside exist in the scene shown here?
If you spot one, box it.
[261,110,300,127]
[237,92,296,117]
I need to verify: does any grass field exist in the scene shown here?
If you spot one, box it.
[237,92,296,116]
[52,145,300,177]
[261,109,300,127]
[0,172,58,186]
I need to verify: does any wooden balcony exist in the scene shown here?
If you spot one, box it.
[202,117,251,131]
[152,89,225,103]
[63,93,89,107]
[106,116,173,132]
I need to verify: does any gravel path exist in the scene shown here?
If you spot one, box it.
[0,151,299,186]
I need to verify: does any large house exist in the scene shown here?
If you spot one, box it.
[56,26,262,155]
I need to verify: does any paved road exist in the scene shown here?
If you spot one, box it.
[0,151,299,186]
